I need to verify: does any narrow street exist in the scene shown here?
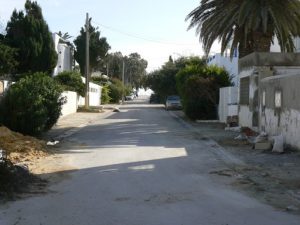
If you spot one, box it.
[1,98,300,225]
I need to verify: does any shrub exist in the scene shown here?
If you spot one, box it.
[101,85,111,104]
[182,76,217,120]
[54,71,85,97]
[0,72,65,135]
[108,78,124,103]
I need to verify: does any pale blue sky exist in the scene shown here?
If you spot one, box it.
[0,0,221,71]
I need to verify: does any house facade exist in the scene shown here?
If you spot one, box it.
[52,33,73,76]
[238,52,300,149]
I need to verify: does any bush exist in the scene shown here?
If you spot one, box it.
[108,78,124,103]
[54,71,85,97]
[182,76,217,120]
[101,85,111,104]
[0,72,65,135]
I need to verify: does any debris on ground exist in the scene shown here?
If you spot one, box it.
[254,132,272,150]
[225,126,241,132]
[0,126,47,164]
[113,107,120,112]
[271,134,284,153]
[46,140,60,146]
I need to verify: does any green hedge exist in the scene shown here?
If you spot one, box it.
[0,72,65,135]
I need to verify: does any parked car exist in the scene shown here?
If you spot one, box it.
[165,95,182,110]
[125,94,135,101]
[149,93,160,103]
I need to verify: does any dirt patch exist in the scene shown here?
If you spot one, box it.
[173,112,300,214]
[0,126,48,164]
[0,126,50,200]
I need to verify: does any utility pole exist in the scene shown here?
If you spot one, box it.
[85,13,90,109]
[122,59,125,104]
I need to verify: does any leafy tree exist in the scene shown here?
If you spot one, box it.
[124,53,148,89]
[108,78,124,103]
[74,20,110,75]
[57,31,72,40]
[106,52,124,79]
[186,0,300,58]
[5,0,57,78]
[0,72,65,135]
[0,41,18,76]
[54,71,85,97]
[144,56,205,102]
[101,85,111,104]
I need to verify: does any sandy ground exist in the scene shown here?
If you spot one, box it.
[174,112,300,214]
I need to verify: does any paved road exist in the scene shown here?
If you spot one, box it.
[1,99,300,225]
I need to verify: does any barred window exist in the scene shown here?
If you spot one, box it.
[239,77,250,105]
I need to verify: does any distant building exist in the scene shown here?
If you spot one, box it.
[52,33,73,76]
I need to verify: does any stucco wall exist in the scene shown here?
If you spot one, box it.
[260,73,300,149]
[218,87,238,123]
[78,79,102,106]
[61,91,78,117]
[52,33,73,76]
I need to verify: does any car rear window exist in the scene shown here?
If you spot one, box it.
[167,96,180,100]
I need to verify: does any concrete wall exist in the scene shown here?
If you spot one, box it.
[218,87,238,123]
[60,91,78,117]
[78,77,102,106]
[260,73,300,149]
[295,37,300,52]
[238,53,300,129]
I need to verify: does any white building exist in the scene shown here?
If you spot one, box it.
[52,33,73,76]
[207,51,239,86]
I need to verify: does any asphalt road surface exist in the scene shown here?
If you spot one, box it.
[1,98,300,225]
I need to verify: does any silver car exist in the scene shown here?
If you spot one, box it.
[165,95,182,110]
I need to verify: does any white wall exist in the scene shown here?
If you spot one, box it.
[60,91,78,117]
[218,87,238,123]
[52,33,73,76]
[78,77,102,106]
[295,37,300,52]
[262,108,300,149]
[207,53,239,86]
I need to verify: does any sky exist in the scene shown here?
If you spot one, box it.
[0,0,221,72]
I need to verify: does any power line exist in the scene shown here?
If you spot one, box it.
[92,21,199,46]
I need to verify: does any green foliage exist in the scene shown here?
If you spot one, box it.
[54,71,85,97]
[0,42,18,76]
[182,76,217,120]
[186,0,300,58]
[5,0,57,78]
[176,64,232,120]
[101,85,111,104]
[104,52,148,89]
[74,20,110,74]
[108,78,124,103]
[144,56,205,102]
[124,53,148,89]
[105,52,123,79]
[91,76,109,86]
[0,72,65,135]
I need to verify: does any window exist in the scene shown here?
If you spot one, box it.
[262,91,266,107]
[239,77,250,105]
[275,90,282,108]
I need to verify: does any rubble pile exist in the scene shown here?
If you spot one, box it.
[0,126,47,163]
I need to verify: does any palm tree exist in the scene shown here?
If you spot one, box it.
[186,0,300,58]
